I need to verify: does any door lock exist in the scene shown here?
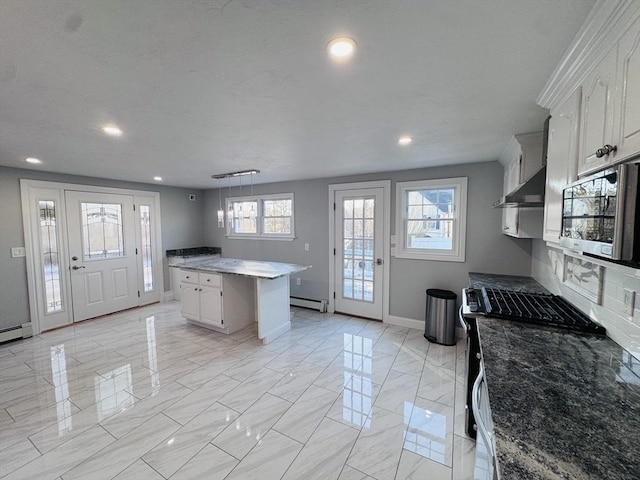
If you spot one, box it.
[72,256,78,261]
[376,258,383,265]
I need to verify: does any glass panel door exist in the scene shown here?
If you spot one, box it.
[335,187,384,320]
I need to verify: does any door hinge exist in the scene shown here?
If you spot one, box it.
[333,202,336,211]
[220,291,223,296]
[333,292,336,299]
[133,204,136,211]
[135,248,138,254]
[221,319,224,325]
[333,248,336,255]
[137,291,140,298]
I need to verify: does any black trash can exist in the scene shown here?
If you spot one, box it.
[424,289,457,346]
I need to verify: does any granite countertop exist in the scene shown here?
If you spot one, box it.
[166,246,221,257]
[176,257,311,279]
[478,318,640,480]
[469,272,550,294]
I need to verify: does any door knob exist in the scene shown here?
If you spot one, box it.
[376,258,383,265]
[72,256,78,261]
[71,265,85,270]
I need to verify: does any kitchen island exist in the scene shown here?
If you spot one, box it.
[175,258,311,344]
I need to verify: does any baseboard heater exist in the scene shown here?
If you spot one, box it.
[0,323,33,345]
[290,297,328,313]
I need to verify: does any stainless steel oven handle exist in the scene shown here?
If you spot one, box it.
[472,365,495,459]
[458,306,469,333]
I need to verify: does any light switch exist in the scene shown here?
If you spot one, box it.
[390,235,397,245]
[11,247,26,258]
[304,243,309,251]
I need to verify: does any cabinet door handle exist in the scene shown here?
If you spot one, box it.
[595,144,617,158]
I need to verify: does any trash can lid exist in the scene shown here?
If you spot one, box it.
[426,289,457,300]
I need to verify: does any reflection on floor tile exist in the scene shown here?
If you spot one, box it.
[0,302,473,480]
[396,449,452,480]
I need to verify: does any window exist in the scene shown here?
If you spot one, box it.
[38,200,63,314]
[139,205,154,292]
[395,178,467,262]
[226,193,294,239]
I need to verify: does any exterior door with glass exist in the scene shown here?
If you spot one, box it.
[65,191,139,321]
[334,188,384,320]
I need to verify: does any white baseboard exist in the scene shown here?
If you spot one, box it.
[386,315,424,331]
[260,321,292,344]
[290,297,327,312]
[163,291,174,302]
[0,323,33,344]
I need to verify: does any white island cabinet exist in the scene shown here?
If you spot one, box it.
[176,258,311,344]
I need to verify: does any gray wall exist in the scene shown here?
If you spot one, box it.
[0,166,205,330]
[204,160,533,320]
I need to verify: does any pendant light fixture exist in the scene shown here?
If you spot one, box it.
[238,175,243,216]
[227,176,233,228]
[211,170,261,231]
[249,171,256,221]
[217,180,224,228]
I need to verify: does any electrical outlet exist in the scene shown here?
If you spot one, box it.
[296,278,301,286]
[623,289,636,316]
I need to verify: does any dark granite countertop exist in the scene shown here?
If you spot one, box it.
[469,272,550,294]
[166,246,221,257]
[478,319,640,479]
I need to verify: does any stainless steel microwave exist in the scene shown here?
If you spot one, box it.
[560,161,640,265]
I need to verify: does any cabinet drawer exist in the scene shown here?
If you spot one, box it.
[180,270,199,285]
[200,273,221,288]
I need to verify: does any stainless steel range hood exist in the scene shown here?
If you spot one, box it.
[493,167,546,208]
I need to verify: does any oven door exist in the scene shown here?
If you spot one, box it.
[461,291,483,439]
[473,365,499,480]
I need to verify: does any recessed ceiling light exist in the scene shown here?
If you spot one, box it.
[25,157,42,164]
[102,124,123,137]
[153,176,163,182]
[398,136,413,146]
[327,37,357,61]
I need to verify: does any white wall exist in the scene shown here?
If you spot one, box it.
[204,161,535,321]
[531,240,640,359]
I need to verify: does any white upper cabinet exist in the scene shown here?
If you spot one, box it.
[517,132,545,184]
[578,50,618,176]
[578,13,640,175]
[539,2,640,178]
[499,133,544,239]
[613,16,640,162]
[544,89,581,244]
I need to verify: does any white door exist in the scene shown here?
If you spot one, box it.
[334,188,384,320]
[65,191,139,321]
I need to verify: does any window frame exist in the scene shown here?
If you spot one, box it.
[395,177,468,262]
[226,192,295,240]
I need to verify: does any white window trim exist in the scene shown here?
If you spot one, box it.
[226,192,295,240]
[395,177,468,262]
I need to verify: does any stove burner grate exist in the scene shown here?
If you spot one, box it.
[480,287,606,334]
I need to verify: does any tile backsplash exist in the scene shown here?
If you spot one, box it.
[531,240,640,360]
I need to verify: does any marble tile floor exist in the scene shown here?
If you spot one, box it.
[0,302,475,480]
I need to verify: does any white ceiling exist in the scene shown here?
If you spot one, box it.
[0,0,595,188]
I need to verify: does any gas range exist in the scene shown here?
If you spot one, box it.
[460,285,606,441]
[463,286,606,335]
